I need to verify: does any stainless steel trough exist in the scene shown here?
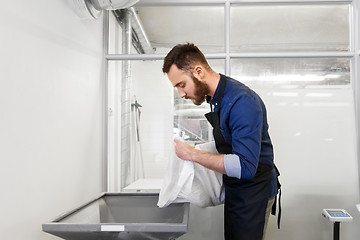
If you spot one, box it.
[42,193,189,240]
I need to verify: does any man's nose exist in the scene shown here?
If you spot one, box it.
[177,88,186,98]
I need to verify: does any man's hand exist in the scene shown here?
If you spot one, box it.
[174,139,226,175]
[174,139,196,161]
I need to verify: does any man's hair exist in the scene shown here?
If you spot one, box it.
[162,43,210,74]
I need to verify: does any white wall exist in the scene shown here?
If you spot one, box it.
[258,88,360,240]
[0,1,104,239]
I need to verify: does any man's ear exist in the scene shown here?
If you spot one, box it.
[192,65,205,80]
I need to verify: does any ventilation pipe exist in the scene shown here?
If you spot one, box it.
[113,8,154,54]
[129,8,154,54]
[91,0,139,10]
[120,9,133,189]
[72,0,139,19]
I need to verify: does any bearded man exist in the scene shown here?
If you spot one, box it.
[162,43,280,240]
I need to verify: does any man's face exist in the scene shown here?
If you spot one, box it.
[167,64,209,105]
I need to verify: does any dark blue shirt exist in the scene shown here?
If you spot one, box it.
[209,74,277,198]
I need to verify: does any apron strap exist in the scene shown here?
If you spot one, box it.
[271,164,282,229]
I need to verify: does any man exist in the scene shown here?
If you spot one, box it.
[162,43,280,240]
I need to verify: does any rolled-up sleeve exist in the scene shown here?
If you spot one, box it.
[224,154,241,179]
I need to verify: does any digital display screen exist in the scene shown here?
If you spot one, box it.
[328,210,344,214]
[323,209,352,222]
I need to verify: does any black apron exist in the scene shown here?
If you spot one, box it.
[205,75,274,240]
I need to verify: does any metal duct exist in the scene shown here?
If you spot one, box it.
[129,7,154,54]
[120,9,132,189]
[113,8,154,54]
[90,0,139,11]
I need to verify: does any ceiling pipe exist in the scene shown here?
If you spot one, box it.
[120,9,133,190]
[90,0,139,11]
[113,8,154,54]
[129,7,154,54]
[73,1,153,54]
[73,0,139,19]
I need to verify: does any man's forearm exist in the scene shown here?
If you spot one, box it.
[174,139,226,174]
[191,149,226,174]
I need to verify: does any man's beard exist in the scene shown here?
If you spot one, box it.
[189,75,210,105]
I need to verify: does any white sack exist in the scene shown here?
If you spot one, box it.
[157,141,225,208]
